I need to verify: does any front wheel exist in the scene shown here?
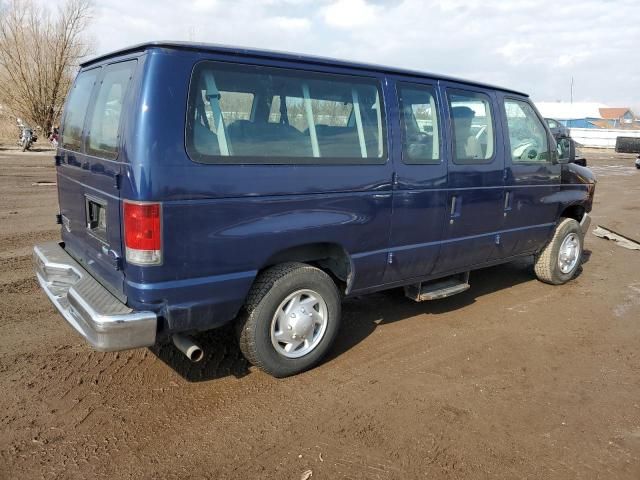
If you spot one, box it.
[237,262,341,378]
[534,218,584,285]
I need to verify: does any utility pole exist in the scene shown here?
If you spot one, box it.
[570,76,574,104]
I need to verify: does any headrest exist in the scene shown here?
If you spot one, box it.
[452,106,475,119]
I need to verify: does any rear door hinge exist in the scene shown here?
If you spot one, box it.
[387,252,394,264]
[102,244,123,270]
[113,173,121,189]
[392,172,398,187]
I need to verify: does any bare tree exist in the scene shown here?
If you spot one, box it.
[0,0,93,133]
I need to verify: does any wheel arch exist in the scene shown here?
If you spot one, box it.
[260,242,353,293]
[559,202,586,222]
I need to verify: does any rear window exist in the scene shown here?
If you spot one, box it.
[186,61,386,164]
[61,69,99,151]
[86,61,136,159]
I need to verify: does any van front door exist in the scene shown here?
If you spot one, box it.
[498,95,561,257]
[432,85,505,275]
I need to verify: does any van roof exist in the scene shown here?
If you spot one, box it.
[81,41,528,97]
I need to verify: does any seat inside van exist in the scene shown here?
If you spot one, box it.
[227,120,312,157]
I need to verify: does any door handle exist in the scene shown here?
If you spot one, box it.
[504,191,512,215]
[449,195,461,224]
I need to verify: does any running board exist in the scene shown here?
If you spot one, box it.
[404,272,470,302]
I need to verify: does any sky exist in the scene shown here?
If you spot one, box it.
[59,0,640,110]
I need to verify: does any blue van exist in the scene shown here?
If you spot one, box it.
[34,42,595,377]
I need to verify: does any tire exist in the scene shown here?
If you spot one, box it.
[534,218,583,285]
[237,262,341,378]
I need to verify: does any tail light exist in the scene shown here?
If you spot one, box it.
[123,201,162,266]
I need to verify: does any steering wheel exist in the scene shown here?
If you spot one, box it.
[474,125,487,141]
[513,140,540,160]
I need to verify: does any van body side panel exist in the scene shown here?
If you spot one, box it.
[123,50,393,333]
[548,160,593,220]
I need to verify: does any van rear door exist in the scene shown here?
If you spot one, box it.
[57,60,137,300]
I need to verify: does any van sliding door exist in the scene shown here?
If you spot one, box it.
[383,77,447,284]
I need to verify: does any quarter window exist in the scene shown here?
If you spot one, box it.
[86,61,136,159]
[186,62,386,164]
[448,90,495,164]
[61,69,99,152]
[397,83,440,164]
[504,99,549,163]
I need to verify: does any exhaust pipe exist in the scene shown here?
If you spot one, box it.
[172,334,204,362]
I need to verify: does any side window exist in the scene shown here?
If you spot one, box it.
[397,83,440,164]
[448,90,494,164]
[61,69,99,152]
[504,99,549,163]
[86,60,136,159]
[186,61,386,164]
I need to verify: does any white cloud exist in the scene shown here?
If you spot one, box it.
[496,41,535,65]
[321,0,381,28]
[190,0,218,12]
[41,0,640,107]
[267,16,311,31]
[554,52,591,68]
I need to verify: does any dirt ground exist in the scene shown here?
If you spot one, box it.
[0,146,639,479]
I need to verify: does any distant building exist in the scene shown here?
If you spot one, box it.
[535,102,639,129]
[598,108,635,128]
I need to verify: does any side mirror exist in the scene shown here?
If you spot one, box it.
[556,138,571,164]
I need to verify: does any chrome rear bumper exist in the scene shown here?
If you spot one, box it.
[33,241,156,351]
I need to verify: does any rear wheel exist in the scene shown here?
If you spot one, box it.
[534,218,583,285]
[237,262,341,378]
